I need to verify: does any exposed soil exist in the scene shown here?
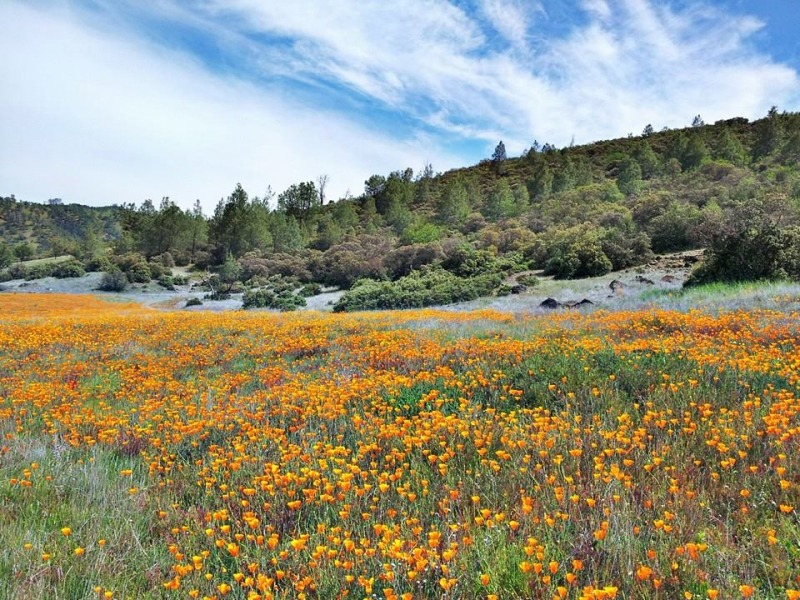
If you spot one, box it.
[0,250,701,314]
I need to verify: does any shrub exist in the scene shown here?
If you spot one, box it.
[52,260,86,278]
[127,262,152,283]
[85,255,113,272]
[542,224,613,279]
[98,269,129,292]
[685,222,800,287]
[151,252,175,267]
[242,289,276,309]
[299,283,323,297]
[148,262,171,280]
[239,252,317,282]
[24,264,55,280]
[441,245,526,278]
[315,238,390,288]
[273,292,307,312]
[157,276,175,290]
[333,268,503,312]
[242,289,307,311]
[516,273,539,287]
[185,297,203,307]
[8,264,29,280]
[383,243,444,279]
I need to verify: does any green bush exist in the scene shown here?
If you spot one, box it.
[52,260,85,278]
[98,269,129,292]
[242,289,306,311]
[542,224,613,279]
[333,268,502,312]
[274,292,307,312]
[8,264,29,280]
[148,262,171,280]
[127,262,152,283]
[85,255,113,273]
[23,264,55,280]
[516,273,539,287]
[299,283,323,297]
[685,222,800,286]
[242,289,276,309]
[185,297,203,307]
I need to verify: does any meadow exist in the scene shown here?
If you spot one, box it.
[1,294,799,599]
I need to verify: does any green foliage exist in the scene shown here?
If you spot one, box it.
[315,236,392,288]
[542,224,613,279]
[401,221,442,245]
[98,269,129,292]
[13,242,35,261]
[647,202,703,253]
[0,242,14,269]
[483,179,515,219]
[437,178,471,228]
[126,261,151,283]
[333,268,503,312]
[686,221,800,286]
[384,243,444,279]
[278,181,319,220]
[185,297,203,307]
[299,283,323,297]
[616,157,642,196]
[51,260,86,279]
[242,288,307,311]
[441,244,526,278]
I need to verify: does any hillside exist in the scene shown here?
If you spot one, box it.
[2,108,799,309]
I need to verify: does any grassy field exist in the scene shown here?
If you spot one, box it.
[1,294,799,599]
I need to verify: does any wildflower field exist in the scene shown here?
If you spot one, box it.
[1,294,799,600]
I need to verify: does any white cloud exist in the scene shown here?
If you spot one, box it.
[479,0,541,50]
[1,0,799,208]
[0,2,462,209]
[195,0,800,150]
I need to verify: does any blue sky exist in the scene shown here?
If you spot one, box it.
[1,0,799,211]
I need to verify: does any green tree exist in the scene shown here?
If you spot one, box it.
[209,184,270,260]
[13,242,35,261]
[0,242,14,268]
[483,179,515,220]
[529,163,553,198]
[633,141,660,179]
[492,141,507,175]
[616,157,643,196]
[543,224,612,279]
[681,134,709,170]
[713,129,747,165]
[269,212,305,253]
[188,199,208,264]
[752,106,784,160]
[278,181,319,221]
[437,178,471,228]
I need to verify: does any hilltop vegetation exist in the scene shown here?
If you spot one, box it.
[2,108,800,309]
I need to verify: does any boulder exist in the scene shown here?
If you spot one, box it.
[566,298,594,308]
[539,297,561,309]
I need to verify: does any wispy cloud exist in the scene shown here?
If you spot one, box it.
[0,2,462,209]
[193,0,799,148]
[1,0,798,208]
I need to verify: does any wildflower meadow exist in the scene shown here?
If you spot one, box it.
[1,294,799,599]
